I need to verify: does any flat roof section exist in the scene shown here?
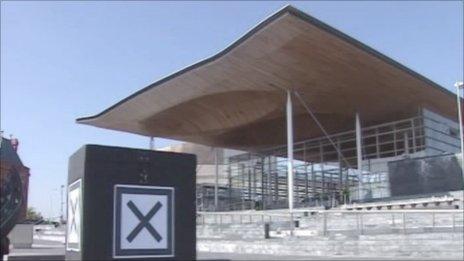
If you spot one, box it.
[77,5,458,151]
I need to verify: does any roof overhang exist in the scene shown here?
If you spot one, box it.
[77,5,458,151]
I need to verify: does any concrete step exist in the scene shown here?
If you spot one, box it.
[198,233,464,259]
[198,223,464,240]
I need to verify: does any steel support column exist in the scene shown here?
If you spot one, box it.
[356,112,363,201]
[214,147,219,210]
[286,90,295,235]
[456,82,464,180]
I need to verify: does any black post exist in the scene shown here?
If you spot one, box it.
[66,145,196,260]
[264,223,270,239]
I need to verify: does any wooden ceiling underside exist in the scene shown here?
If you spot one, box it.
[77,6,457,151]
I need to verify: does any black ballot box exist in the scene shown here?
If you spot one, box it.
[65,145,196,260]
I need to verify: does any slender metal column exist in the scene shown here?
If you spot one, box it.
[274,159,279,201]
[60,185,64,223]
[149,137,155,150]
[241,164,245,210]
[403,132,409,155]
[248,169,252,204]
[375,128,380,157]
[267,157,271,204]
[227,164,232,210]
[337,138,343,198]
[214,148,219,210]
[305,164,309,198]
[455,82,464,180]
[393,124,397,156]
[311,163,316,197]
[356,112,363,201]
[286,90,295,235]
[261,158,265,210]
[321,163,325,203]
[253,166,257,206]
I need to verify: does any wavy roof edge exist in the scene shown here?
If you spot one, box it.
[76,5,455,124]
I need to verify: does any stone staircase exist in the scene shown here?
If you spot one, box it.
[198,233,463,259]
[297,212,464,234]
[197,210,464,259]
[198,223,265,240]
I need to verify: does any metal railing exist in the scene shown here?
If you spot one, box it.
[197,209,464,237]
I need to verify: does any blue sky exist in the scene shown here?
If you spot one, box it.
[1,1,463,218]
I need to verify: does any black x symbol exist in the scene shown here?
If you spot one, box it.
[126,200,162,243]
[70,199,78,233]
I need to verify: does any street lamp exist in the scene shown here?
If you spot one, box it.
[60,185,65,224]
[455,81,464,179]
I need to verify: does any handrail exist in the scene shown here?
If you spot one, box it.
[198,208,463,217]
[198,211,289,218]
[197,208,464,237]
[291,209,463,214]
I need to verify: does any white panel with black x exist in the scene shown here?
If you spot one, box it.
[113,185,174,258]
[66,179,82,252]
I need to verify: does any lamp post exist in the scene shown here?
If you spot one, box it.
[60,185,64,223]
[49,188,59,221]
[455,81,464,180]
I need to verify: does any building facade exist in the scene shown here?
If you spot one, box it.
[0,137,30,222]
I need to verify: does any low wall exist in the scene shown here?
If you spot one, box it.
[8,224,33,249]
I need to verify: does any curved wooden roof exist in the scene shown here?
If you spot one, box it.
[77,5,457,151]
